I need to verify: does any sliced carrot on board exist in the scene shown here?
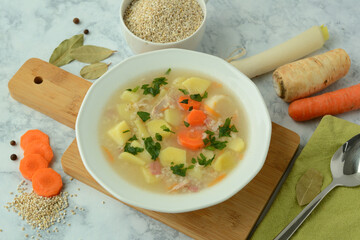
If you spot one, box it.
[177,129,204,150]
[208,174,227,187]
[19,154,49,181]
[24,141,53,163]
[187,109,207,126]
[102,146,114,162]
[178,96,201,111]
[32,168,63,197]
[20,129,49,150]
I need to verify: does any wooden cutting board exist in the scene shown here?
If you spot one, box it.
[8,58,300,240]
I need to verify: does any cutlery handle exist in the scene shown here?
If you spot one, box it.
[274,182,337,240]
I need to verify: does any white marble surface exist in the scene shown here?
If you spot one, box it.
[1,0,360,239]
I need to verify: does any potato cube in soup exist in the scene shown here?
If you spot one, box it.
[182,77,211,95]
[146,119,173,137]
[164,108,182,126]
[117,103,132,120]
[204,95,235,117]
[121,90,140,103]
[159,147,186,167]
[141,167,159,183]
[187,166,203,180]
[213,151,235,172]
[172,77,186,89]
[131,141,152,163]
[228,137,245,153]
[119,152,146,166]
[134,119,150,138]
[107,121,131,146]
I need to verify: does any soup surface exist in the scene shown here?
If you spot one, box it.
[99,69,248,194]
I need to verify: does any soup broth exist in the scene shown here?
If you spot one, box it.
[99,69,248,194]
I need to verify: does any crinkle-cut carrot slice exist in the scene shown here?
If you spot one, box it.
[19,154,49,181]
[32,168,63,197]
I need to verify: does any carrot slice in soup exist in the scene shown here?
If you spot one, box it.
[19,154,49,180]
[24,141,53,163]
[20,129,49,150]
[32,168,63,197]
[178,96,201,111]
[177,129,204,150]
[187,109,207,126]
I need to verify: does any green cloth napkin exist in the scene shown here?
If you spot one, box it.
[252,115,360,240]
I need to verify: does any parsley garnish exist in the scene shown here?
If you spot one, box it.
[141,77,168,97]
[137,111,151,122]
[143,137,161,160]
[127,86,140,92]
[122,130,130,133]
[180,99,189,104]
[161,125,175,134]
[218,118,238,138]
[179,88,189,95]
[184,121,190,127]
[190,91,208,102]
[124,142,144,155]
[155,133,162,141]
[203,130,228,150]
[192,153,215,167]
[165,68,171,75]
[170,164,188,177]
[128,135,138,141]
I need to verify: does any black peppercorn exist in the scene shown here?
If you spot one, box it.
[10,154,17,161]
[84,29,89,34]
[73,18,80,24]
[10,140,16,146]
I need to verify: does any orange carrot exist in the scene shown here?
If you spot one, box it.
[208,174,227,187]
[177,129,204,150]
[102,146,114,162]
[19,154,49,181]
[20,129,49,150]
[24,141,53,163]
[178,96,201,111]
[187,109,207,126]
[32,168,63,197]
[288,83,360,121]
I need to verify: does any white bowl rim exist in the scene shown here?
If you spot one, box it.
[76,48,272,213]
[119,0,208,46]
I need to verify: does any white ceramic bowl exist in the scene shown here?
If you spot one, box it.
[119,0,207,54]
[76,49,272,213]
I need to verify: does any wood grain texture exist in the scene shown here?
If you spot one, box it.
[8,58,300,240]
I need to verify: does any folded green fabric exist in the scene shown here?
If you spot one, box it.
[252,115,360,240]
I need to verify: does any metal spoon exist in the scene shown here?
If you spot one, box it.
[275,133,360,240]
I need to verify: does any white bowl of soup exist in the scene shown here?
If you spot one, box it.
[76,48,271,213]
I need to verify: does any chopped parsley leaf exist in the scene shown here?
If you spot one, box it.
[128,135,138,141]
[161,125,175,134]
[141,77,168,97]
[191,158,197,164]
[165,68,171,75]
[219,118,238,138]
[143,137,161,160]
[184,121,190,127]
[180,99,189,104]
[124,142,144,155]
[122,130,130,133]
[179,88,189,95]
[155,133,162,141]
[188,106,193,111]
[126,86,140,92]
[137,111,151,122]
[196,153,215,167]
[190,91,208,102]
[203,131,228,150]
[170,164,187,177]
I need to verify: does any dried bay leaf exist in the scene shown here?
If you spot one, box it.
[49,34,84,67]
[296,168,323,206]
[70,45,115,63]
[80,62,109,80]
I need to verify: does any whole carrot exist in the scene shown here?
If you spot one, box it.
[288,83,360,121]
[273,48,351,102]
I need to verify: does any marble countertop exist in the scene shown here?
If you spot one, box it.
[1,0,360,239]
